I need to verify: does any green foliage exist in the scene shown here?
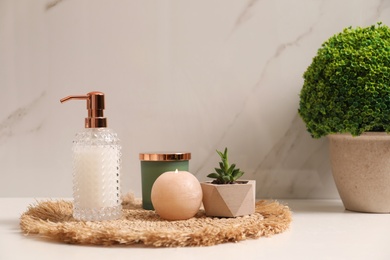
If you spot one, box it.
[299,22,390,138]
[207,148,244,184]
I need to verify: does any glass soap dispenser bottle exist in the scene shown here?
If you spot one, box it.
[60,91,122,221]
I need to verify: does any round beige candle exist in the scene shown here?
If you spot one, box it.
[151,169,202,220]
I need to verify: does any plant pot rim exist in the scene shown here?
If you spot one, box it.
[201,180,255,186]
[328,132,390,140]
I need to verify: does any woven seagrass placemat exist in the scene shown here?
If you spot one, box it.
[20,193,292,247]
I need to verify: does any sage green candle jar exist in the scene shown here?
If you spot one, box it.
[139,152,191,210]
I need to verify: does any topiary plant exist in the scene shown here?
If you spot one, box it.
[299,22,390,138]
[207,148,244,184]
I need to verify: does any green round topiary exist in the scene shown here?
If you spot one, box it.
[299,22,390,138]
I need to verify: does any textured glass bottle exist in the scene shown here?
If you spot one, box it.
[72,128,121,221]
[61,92,122,221]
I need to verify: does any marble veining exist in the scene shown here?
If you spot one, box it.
[195,1,322,179]
[1,0,389,198]
[0,91,46,145]
[45,0,64,10]
[254,114,335,198]
[233,0,259,30]
[372,0,390,21]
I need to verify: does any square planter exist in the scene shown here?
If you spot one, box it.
[201,180,256,217]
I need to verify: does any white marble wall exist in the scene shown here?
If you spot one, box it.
[1,0,389,198]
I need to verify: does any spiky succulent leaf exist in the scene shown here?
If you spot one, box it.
[232,171,244,181]
[215,168,224,175]
[227,164,236,175]
[231,168,240,176]
[219,162,225,171]
[216,150,224,159]
[222,175,231,183]
[207,173,220,179]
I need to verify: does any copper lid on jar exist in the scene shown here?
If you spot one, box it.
[139,152,191,161]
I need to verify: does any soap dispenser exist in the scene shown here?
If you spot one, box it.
[60,91,122,221]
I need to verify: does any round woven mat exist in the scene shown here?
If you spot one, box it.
[20,193,292,247]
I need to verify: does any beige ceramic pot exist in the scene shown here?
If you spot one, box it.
[328,133,390,213]
[201,180,255,217]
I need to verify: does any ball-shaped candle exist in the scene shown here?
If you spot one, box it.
[151,169,202,220]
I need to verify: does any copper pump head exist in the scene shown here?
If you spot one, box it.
[60,91,107,128]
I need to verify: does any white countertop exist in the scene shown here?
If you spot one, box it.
[1,198,389,260]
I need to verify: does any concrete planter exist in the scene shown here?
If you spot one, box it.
[200,180,255,217]
[328,133,390,213]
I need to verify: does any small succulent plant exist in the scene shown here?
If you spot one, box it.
[207,148,244,184]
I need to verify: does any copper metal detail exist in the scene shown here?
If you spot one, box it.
[139,152,191,161]
[60,91,107,128]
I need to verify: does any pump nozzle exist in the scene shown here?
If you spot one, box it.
[60,91,107,128]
